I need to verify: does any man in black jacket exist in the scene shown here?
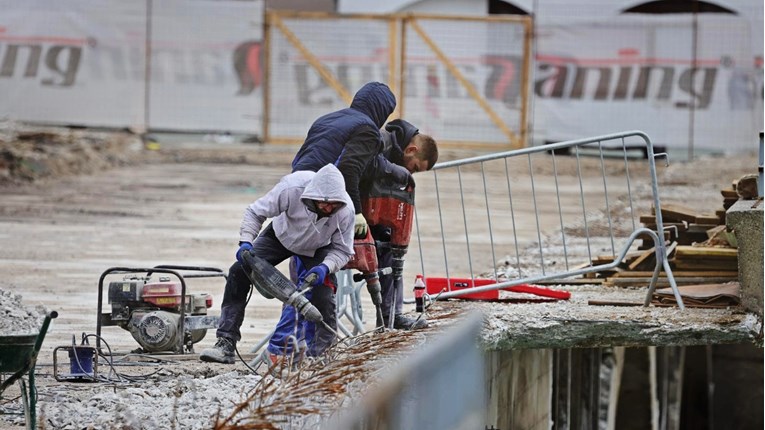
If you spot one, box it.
[364,119,438,329]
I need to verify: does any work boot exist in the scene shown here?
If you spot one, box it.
[199,337,236,364]
[393,313,428,330]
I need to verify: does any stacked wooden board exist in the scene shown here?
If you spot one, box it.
[570,198,739,288]
[576,176,759,308]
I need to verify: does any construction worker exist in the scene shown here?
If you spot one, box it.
[254,81,397,368]
[199,164,355,364]
[363,119,438,329]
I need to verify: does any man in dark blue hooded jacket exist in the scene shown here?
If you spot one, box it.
[292,81,398,235]
[260,82,398,367]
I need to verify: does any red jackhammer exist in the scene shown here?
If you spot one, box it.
[362,179,415,281]
[343,229,391,328]
[343,179,415,329]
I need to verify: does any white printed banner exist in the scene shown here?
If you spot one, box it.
[0,0,264,134]
[148,0,263,133]
[533,15,763,154]
[0,0,147,128]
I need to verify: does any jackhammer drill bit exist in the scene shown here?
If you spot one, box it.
[293,274,341,338]
[364,274,385,329]
[354,268,392,330]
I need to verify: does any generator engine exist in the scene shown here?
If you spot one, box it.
[107,276,216,353]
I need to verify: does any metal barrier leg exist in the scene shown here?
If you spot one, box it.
[335,270,365,335]
[644,261,664,307]
[661,259,685,311]
[643,229,685,310]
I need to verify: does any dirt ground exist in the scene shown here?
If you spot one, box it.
[0,122,760,428]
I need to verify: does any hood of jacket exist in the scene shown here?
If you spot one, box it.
[382,118,419,165]
[349,82,396,129]
[300,164,352,212]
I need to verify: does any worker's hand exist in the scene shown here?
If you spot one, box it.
[354,213,368,237]
[305,264,329,287]
[389,164,414,189]
[236,242,253,264]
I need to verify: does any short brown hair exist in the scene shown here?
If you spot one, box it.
[414,134,438,170]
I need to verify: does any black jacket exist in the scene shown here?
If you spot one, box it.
[359,119,419,194]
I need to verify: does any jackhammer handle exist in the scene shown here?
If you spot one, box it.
[298,272,318,290]
[352,267,392,283]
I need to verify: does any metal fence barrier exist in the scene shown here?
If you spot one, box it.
[407,130,684,309]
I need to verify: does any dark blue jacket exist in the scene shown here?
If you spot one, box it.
[292,82,396,213]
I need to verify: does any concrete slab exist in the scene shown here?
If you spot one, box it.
[429,284,763,350]
[727,198,764,317]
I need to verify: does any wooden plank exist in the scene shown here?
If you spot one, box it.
[637,230,673,245]
[569,261,594,271]
[672,259,738,271]
[686,223,719,234]
[675,246,738,259]
[695,215,722,225]
[591,255,617,265]
[628,247,656,271]
[626,241,675,271]
[588,300,643,307]
[590,251,644,267]
[604,276,737,287]
[611,270,738,278]
[654,202,701,223]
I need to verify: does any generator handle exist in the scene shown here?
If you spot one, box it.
[150,265,227,281]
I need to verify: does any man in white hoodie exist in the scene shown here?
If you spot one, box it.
[199,164,355,364]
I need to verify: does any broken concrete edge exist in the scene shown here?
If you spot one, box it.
[477,312,763,351]
[726,198,764,317]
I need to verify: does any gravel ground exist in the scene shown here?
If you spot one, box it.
[0,289,49,336]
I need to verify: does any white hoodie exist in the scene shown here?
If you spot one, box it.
[238,164,355,273]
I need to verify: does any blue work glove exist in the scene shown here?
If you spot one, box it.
[304,264,329,287]
[236,242,253,264]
